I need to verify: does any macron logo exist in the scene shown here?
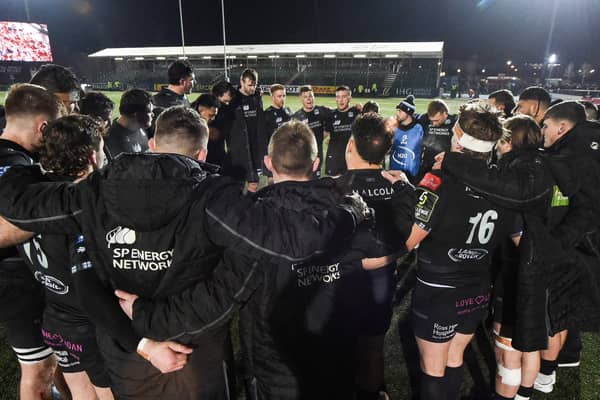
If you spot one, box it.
[106,227,136,248]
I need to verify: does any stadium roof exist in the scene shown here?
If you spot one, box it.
[88,42,444,60]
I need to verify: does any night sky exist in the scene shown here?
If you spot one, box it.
[2,0,600,67]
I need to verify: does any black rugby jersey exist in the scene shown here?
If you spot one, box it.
[292,106,332,163]
[104,120,149,159]
[325,107,360,176]
[414,171,521,287]
[418,114,457,175]
[338,169,414,250]
[264,106,292,142]
[20,233,88,323]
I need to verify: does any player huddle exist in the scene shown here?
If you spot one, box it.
[0,61,599,400]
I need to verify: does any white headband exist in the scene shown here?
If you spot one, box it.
[458,132,495,153]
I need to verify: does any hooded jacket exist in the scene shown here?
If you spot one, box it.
[0,153,356,399]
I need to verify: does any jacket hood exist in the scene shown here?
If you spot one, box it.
[92,153,212,231]
[254,178,344,211]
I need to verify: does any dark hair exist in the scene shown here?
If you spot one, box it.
[427,99,449,117]
[240,68,258,82]
[458,101,504,159]
[4,83,65,120]
[268,120,317,177]
[335,85,351,93]
[168,61,194,85]
[39,115,103,178]
[79,92,114,124]
[503,115,542,149]
[351,112,391,165]
[270,83,285,93]
[519,87,551,107]
[543,101,587,125]
[191,94,220,111]
[299,85,313,94]
[489,89,516,117]
[362,101,380,114]
[29,64,79,94]
[120,89,152,116]
[212,81,235,98]
[580,101,598,121]
[155,106,208,155]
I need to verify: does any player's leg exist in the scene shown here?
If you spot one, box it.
[5,316,56,400]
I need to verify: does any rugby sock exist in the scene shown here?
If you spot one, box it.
[420,371,446,400]
[515,385,534,399]
[540,358,558,375]
[444,364,463,400]
[492,394,513,400]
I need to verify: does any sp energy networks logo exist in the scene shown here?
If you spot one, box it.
[106,226,136,248]
[106,226,174,271]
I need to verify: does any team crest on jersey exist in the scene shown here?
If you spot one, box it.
[591,141,599,151]
[419,172,442,191]
[0,165,11,177]
[314,109,320,115]
[243,104,250,111]
[349,112,354,118]
[333,120,341,126]
[447,248,488,262]
[106,226,136,247]
[415,189,439,223]
[276,117,282,123]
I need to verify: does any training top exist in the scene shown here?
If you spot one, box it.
[292,106,332,163]
[325,107,360,176]
[414,171,521,287]
[104,120,149,160]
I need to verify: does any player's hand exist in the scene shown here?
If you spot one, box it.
[115,289,139,320]
[246,182,259,193]
[432,152,446,170]
[341,193,373,226]
[381,170,409,185]
[354,103,363,112]
[141,339,193,374]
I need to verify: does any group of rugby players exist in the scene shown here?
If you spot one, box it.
[0,60,599,400]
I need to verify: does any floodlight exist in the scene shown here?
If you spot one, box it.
[354,54,367,58]
[548,54,557,64]
[323,54,336,58]
[385,54,399,58]
[296,54,306,58]
[134,57,144,60]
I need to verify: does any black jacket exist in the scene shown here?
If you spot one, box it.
[0,154,356,399]
[226,91,267,182]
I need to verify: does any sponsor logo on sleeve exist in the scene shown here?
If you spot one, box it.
[414,189,439,223]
